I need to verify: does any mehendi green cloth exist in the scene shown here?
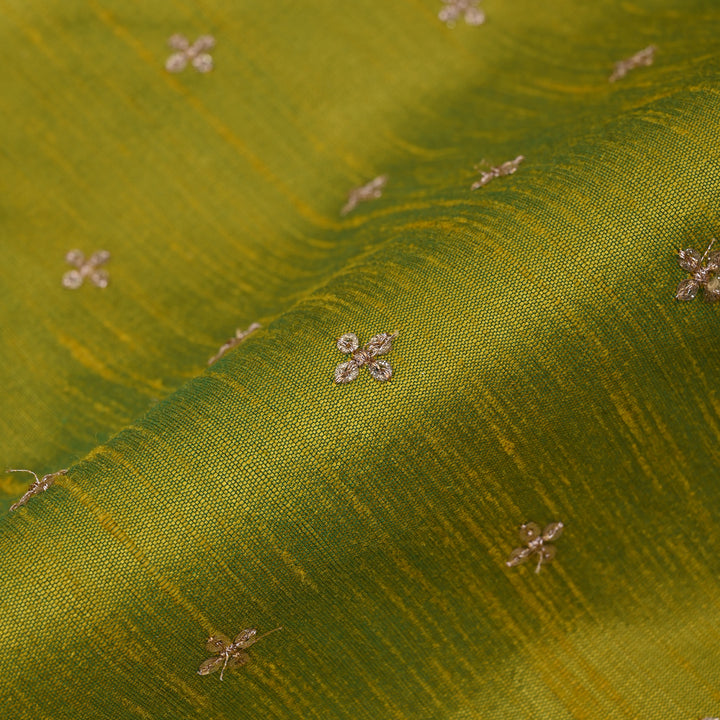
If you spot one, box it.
[2,1,720,718]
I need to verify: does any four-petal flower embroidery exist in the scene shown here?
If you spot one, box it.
[198,627,282,681]
[334,333,397,384]
[165,34,215,74]
[62,250,111,289]
[341,175,388,216]
[472,155,524,190]
[439,0,485,28]
[7,468,68,512]
[675,238,720,301]
[506,521,564,574]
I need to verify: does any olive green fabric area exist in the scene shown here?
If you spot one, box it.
[2,0,720,718]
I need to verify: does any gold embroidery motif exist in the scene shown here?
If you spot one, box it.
[439,0,485,27]
[334,333,397,384]
[208,323,262,365]
[341,175,388,216]
[62,250,110,289]
[609,45,656,83]
[471,156,524,190]
[7,468,68,512]
[675,239,720,302]
[198,627,282,681]
[165,34,215,74]
[506,521,564,574]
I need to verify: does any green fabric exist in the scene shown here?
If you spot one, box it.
[2,0,720,718]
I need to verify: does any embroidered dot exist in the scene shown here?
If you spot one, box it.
[438,0,485,28]
[334,332,397,385]
[609,45,656,83]
[208,322,262,365]
[62,250,110,289]
[506,521,564,574]
[7,468,68,512]
[472,155,524,190]
[165,34,215,74]
[675,239,720,302]
[198,627,282,681]
[341,175,388,216]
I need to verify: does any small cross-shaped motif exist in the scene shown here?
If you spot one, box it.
[506,521,564,574]
[341,175,388,216]
[165,34,215,74]
[334,333,397,384]
[198,627,282,681]
[7,468,68,512]
[62,250,110,289]
[472,155,524,190]
[208,322,262,365]
[609,45,656,83]
[438,0,485,27]
[675,238,720,302]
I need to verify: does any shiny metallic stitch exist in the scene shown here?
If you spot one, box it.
[334,332,397,384]
[341,175,388,216]
[675,238,720,302]
[506,521,564,574]
[472,156,524,190]
[165,34,215,73]
[7,468,68,512]
[609,45,656,83]
[198,627,282,681]
[62,250,110,289]
[439,0,485,27]
[208,323,262,365]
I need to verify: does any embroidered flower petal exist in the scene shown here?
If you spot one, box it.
[677,248,701,272]
[198,655,224,676]
[676,278,699,301]
[65,249,85,267]
[192,54,214,73]
[464,7,485,25]
[62,270,84,289]
[368,360,393,382]
[519,522,541,543]
[193,35,216,52]
[89,250,111,266]
[705,275,720,300]
[168,34,190,51]
[335,360,359,384]
[707,252,720,273]
[365,333,395,357]
[506,546,531,567]
[165,52,189,73]
[541,521,564,542]
[337,334,359,354]
[227,651,250,669]
[90,270,110,288]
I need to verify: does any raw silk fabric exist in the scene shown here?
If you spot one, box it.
[1,1,719,719]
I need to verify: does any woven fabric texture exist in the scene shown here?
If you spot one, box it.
[1,1,720,718]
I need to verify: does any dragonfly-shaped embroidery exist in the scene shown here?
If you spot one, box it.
[165,34,215,73]
[675,238,720,301]
[198,627,282,680]
[472,156,524,190]
[7,468,68,512]
[334,333,397,384]
[208,323,261,365]
[506,521,564,573]
[341,175,388,216]
[609,45,656,83]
